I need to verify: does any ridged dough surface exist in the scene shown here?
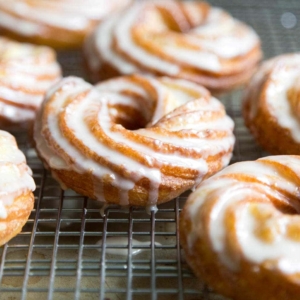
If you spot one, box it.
[84,0,262,93]
[0,37,61,127]
[0,130,35,246]
[180,155,300,300]
[34,75,235,208]
[243,53,300,155]
[0,0,131,49]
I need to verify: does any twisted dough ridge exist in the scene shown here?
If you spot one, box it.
[180,155,300,300]
[0,37,61,127]
[0,0,131,49]
[0,130,35,246]
[84,0,261,93]
[244,53,300,155]
[34,75,234,207]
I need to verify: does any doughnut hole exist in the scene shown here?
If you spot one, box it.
[107,91,155,130]
[108,102,149,130]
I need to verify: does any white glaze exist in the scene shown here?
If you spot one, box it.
[99,203,109,217]
[237,202,300,274]
[137,129,235,157]
[198,28,259,59]
[91,14,138,74]
[0,101,35,122]
[0,131,27,164]
[114,4,180,75]
[266,56,300,142]
[162,47,221,72]
[191,8,233,35]
[0,130,35,219]
[186,155,300,275]
[191,8,258,59]
[145,204,158,215]
[0,10,40,36]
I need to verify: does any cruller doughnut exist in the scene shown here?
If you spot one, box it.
[0,130,35,246]
[0,37,61,127]
[0,0,131,49]
[180,155,300,300]
[34,75,235,208]
[84,0,262,93]
[243,53,300,155]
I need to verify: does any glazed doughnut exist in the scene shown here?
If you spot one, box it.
[84,0,262,93]
[243,53,300,155]
[180,155,300,300]
[0,0,131,49]
[0,130,35,246]
[0,37,61,127]
[34,75,235,208]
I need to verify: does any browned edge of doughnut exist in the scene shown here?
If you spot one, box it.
[83,47,262,95]
[49,168,195,207]
[0,192,34,247]
[0,27,87,50]
[0,115,33,131]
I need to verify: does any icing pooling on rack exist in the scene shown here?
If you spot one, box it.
[0,130,35,219]
[185,155,300,274]
[85,0,260,78]
[245,54,300,143]
[0,0,131,35]
[0,37,61,123]
[34,76,234,206]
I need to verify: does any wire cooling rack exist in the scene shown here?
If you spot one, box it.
[0,1,299,299]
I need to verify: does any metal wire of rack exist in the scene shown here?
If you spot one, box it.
[0,1,299,299]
